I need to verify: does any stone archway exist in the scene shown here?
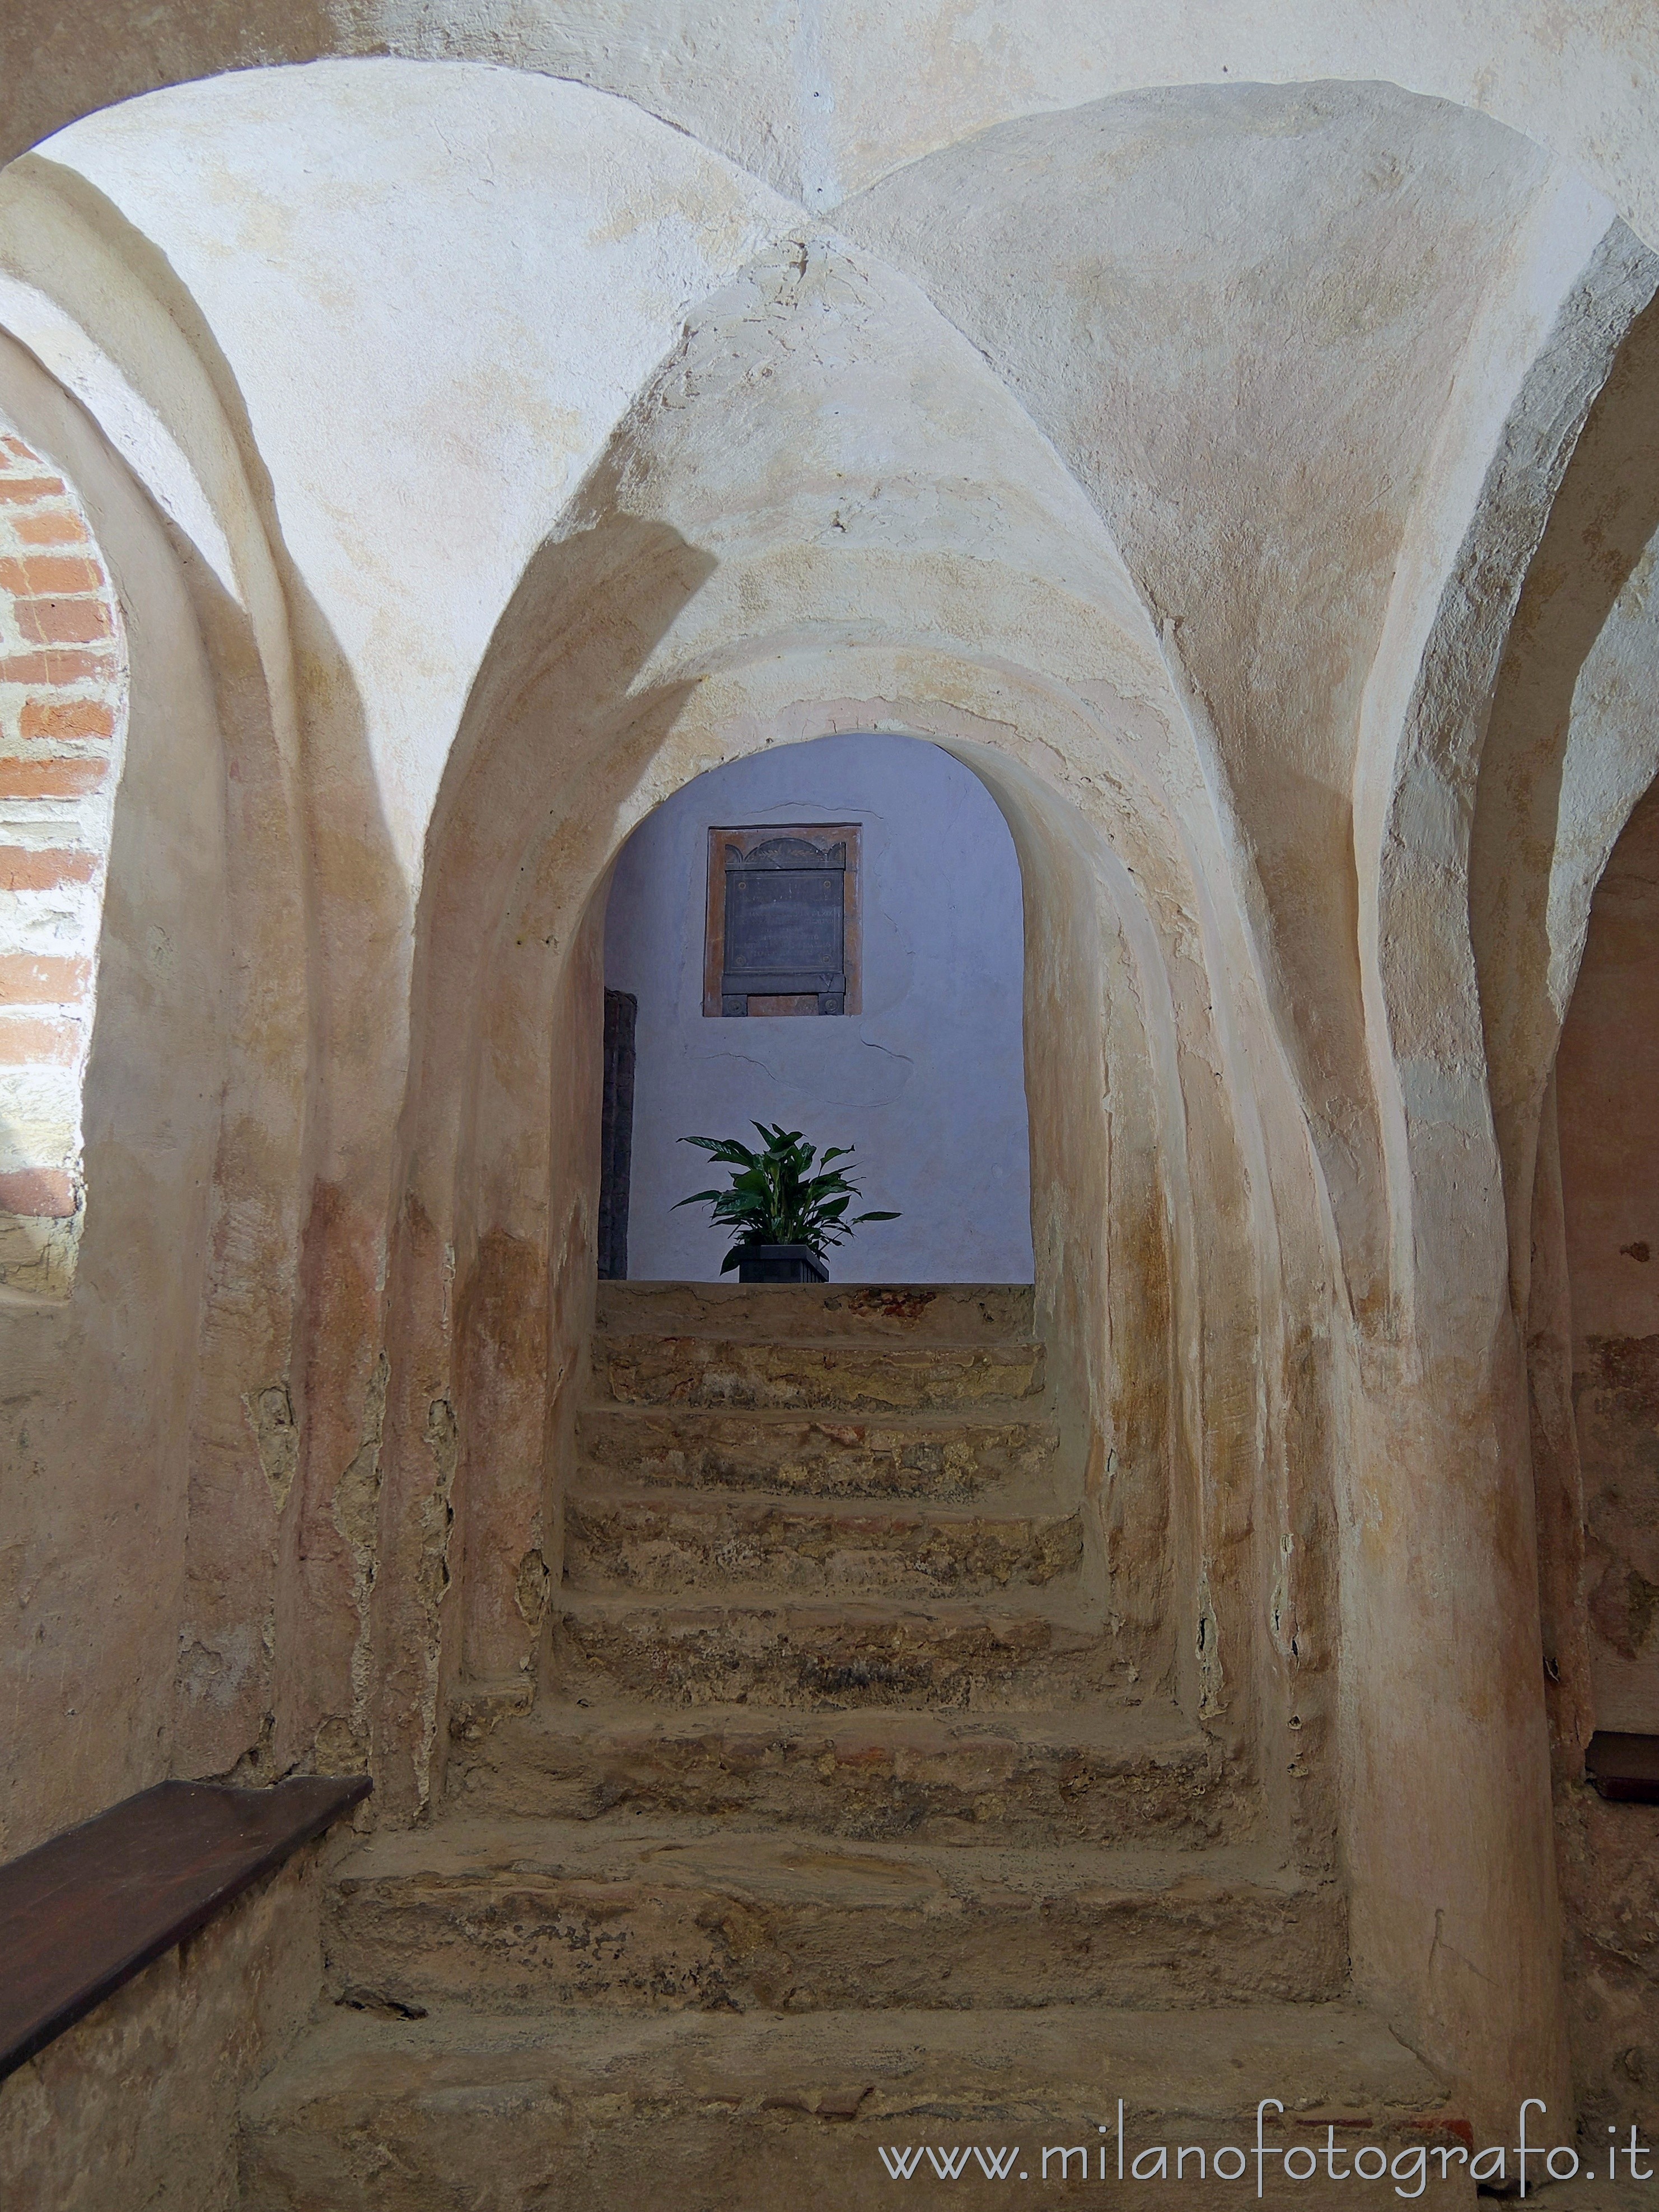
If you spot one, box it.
[372,591,1310,2010]
[384,677,1207,1737]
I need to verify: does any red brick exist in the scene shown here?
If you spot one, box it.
[0,757,109,800]
[19,699,116,743]
[0,1014,81,1066]
[16,597,114,646]
[0,1165,78,1216]
[0,555,102,596]
[0,952,89,1002]
[0,848,96,891]
[0,478,67,505]
[13,511,90,548]
[0,649,119,686]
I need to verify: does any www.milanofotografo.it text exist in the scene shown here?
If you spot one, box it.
[875,2101,1657,2196]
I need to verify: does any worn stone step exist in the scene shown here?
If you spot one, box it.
[241,2001,1466,2212]
[597,1280,1036,1345]
[575,1404,1060,1502]
[563,1490,1085,1600]
[325,1817,1345,2017]
[595,1334,1045,1413]
[447,1698,1239,1848]
[553,1591,1114,1710]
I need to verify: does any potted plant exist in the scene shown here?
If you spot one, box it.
[675,1122,899,1283]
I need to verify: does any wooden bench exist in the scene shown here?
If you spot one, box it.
[0,1775,369,2082]
[1586,1731,1659,1804]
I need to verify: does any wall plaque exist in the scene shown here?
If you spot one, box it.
[703,824,862,1017]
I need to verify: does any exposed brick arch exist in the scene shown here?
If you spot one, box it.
[0,423,127,1294]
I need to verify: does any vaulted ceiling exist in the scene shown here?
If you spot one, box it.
[0,23,1655,1333]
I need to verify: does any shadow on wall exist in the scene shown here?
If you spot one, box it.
[1557,772,1659,1738]
[1552,769,1659,2136]
[603,732,1035,1285]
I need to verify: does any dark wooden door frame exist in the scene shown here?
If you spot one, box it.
[599,987,637,1280]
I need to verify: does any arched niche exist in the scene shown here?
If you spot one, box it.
[512,708,1184,1687]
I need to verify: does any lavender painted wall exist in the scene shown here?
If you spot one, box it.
[604,734,1034,1283]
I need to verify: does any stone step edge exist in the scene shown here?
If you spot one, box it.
[591,1342,1050,1399]
[242,1999,1451,2134]
[594,1285,1038,1343]
[557,1587,1101,1629]
[565,1488,1082,1530]
[592,1387,1050,1417]
[565,1481,1071,1522]
[577,1404,1062,1430]
[454,1694,1208,1761]
[329,1815,1314,1898]
[595,1336,1047,1361]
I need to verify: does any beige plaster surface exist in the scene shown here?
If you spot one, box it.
[5,0,1659,250]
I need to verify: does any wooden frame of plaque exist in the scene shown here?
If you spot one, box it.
[703,824,863,1017]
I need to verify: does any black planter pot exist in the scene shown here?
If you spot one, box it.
[732,1243,828,1284]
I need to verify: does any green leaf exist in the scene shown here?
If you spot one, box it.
[675,1121,899,1252]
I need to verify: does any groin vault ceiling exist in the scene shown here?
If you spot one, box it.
[3,56,1650,1308]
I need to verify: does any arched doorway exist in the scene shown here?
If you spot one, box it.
[402,675,1202,1801]
[600,731,1033,1285]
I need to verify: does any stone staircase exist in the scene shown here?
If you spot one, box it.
[240,1284,1460,2208]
